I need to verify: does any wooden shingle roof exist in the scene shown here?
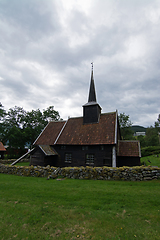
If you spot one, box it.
[118,140,141,157]
[34,121,66,145]
[0,142,6,151]
[34,112,117,146]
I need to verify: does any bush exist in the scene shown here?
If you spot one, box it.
[141,146,160,157]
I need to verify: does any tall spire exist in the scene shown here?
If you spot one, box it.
[88,62,97,102]
[83,63,102,124]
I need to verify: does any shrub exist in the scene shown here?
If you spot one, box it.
[141,146,160,157]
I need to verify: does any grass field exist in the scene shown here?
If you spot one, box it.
[15,161,30,166]
[141,155,160,167]
[0,174,160,240]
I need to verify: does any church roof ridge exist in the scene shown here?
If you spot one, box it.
[100,111,117,115]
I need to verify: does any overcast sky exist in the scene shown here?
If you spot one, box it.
[0,0,160,127]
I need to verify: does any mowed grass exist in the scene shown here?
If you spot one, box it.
[15,161,30,166]
[0,174,160,240]
[141,155,160,167]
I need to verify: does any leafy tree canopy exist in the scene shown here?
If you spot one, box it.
[0,102,6,119]
[0,104,62,148]
[118,113,134,140]
[0,103,6,141]
[155,114,160,130]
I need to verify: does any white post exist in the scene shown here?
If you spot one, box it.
[112,146,116,167]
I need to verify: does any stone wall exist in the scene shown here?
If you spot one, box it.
[0,159,29,164]
[0,164,160,181]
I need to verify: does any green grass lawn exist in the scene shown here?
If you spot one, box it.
[0,174,160,240]
[15,161,30,166]
[141,154,160,167]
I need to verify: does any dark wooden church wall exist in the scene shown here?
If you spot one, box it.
[30,148,45,166]
[44,155,59,167]
[54,144,112,167]
[117,156,140,167]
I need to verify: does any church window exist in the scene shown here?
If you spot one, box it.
[86,154,94,165]
[82,146,88,150]
[100,145,104,150]
[65,153,72,163]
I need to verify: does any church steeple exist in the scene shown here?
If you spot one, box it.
[88,64,97,103]
[83,64,102,124]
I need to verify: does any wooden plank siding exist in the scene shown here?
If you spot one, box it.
[30,148,45,166]
[117,156,140,167]
[54,144,113,168]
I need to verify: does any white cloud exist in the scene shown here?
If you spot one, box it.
[0,0,160,127]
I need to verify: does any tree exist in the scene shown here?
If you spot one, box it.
[22,106,61,147]
[22,108,47,147]
[118,113,134,140]
[0,103,6,141]
[155,114,160,136]
[2,106,27,148]
[2,105,62,148]
[43,106,62,122]
[155,114,160,126]
[144,114,160,146]
[145,126,159,147]
[0,102,6,119]
[137,135,147,148]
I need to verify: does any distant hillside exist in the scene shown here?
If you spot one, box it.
[131,125,147,133]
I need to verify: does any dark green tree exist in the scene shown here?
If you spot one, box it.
[23,106,61,147]
[2,105,61,149]
[145,126,159,146]
[155,114,160,137]
[0,102,5,119]
[2,106,27,148]
[22,108,47,147]
[118,113,134,140]
[137,135,147,148]
[43,106,62,122]
[0,103,6,141]
[155,114,160,126]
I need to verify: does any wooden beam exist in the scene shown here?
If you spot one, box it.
[11,148,35,166]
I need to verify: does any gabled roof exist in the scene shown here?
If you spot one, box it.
[0,142,6,151]
[34,121,66,145]
[118,140,141,157]
[34,112,117,146]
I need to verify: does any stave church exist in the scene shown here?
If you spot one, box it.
[30,66,141,167]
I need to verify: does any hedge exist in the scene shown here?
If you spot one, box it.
[141,146,160,157]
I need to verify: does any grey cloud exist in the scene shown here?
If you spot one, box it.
[0,0,160,127]
[0,0,59,36]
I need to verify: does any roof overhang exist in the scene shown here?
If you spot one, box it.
[39,145,58,156]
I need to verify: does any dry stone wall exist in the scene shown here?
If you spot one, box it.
[0,159,29,164]
[0,164,160,181]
